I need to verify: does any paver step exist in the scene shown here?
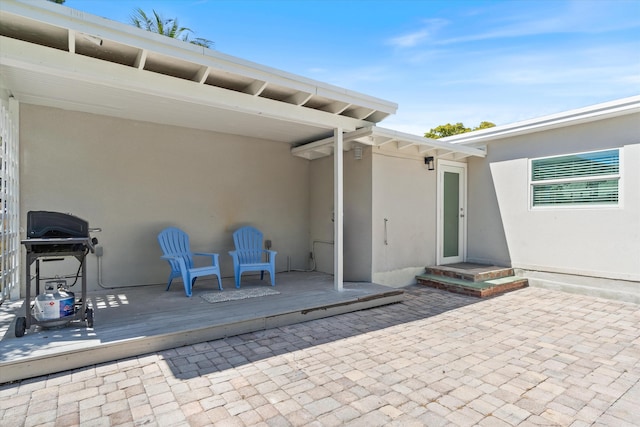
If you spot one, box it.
[426,263,514,282]
[416,273,528,298]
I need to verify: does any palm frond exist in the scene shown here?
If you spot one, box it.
[128,8,214,49]
[130,8,153,31]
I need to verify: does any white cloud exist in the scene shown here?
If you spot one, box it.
[386,19,449,48]
[387,1,640,49]
[388,29,429,48]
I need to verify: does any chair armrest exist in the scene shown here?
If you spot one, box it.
[265,250,277,266]
[228,250,239,264]
[160,255,189,271]
[161,254,185,262]
[193,252,220,265]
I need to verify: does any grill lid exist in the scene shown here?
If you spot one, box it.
[27,211,89,239]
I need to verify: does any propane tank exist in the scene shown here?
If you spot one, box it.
[33,280,75,321]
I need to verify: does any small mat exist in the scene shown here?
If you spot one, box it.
[200,287,280,303]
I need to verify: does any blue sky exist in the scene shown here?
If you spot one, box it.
[64,0,640,135]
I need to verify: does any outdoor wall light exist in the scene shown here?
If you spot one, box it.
[425,156,435,170]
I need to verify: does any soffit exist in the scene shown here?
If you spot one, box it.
[0,0,398,145]
[291,127,487,160]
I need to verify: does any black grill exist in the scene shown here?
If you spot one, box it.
[24,211,95,254]
[27,211,88,239]
[17,211,98,336]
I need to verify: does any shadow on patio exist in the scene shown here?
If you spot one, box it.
[1,272,416,383]
[160,285,484,381]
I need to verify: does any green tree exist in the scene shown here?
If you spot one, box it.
[475,121,496,130]
[130,8,213,48]
[424,121,495,139]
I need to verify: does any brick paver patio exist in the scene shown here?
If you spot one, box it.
[1,286,639,426]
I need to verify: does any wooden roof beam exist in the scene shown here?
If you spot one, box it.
[321,101,350,115]
[244,80,267,96]
[134,49,147,69]
[193,66,210,84]
[286,91,313,106]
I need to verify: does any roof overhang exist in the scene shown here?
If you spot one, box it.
[441,95,640,146]
[291,126,487,160]
[0,0,398,145]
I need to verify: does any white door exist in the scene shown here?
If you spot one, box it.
[437,161,467,265]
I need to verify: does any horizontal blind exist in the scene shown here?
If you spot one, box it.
[531,149,620,207]
[532,149,619,181]
[533,179,619,206]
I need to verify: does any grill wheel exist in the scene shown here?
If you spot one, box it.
[85,308,94,328]
[15,316,26,337]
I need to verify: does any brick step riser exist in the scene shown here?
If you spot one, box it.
[417,276,528,298]
[426,268,515,282]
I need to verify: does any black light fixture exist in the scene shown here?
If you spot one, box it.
[425,156,435,171]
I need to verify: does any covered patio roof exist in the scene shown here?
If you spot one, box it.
[291,126,487,160]
[0,0,487,160]
[0,0,397,145]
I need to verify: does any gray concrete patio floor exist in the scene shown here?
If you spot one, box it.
[1,285,639,426]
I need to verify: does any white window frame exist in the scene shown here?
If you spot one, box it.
[529,148,623,210]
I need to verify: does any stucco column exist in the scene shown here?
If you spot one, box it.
[334,128,344,291]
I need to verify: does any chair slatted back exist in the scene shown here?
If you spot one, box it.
[158,227,194,270]
[233,226,264,264]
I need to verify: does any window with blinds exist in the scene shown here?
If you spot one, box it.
[530,149,620,207]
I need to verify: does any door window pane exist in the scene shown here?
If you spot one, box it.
[443,171,459,257]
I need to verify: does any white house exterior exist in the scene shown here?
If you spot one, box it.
[0,0,638,303]
[443,98,640,301]
[0,0,480,300]
[294,127,484,287]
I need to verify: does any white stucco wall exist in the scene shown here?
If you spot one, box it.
[309,156,335,275]
[466,155,511,266]
[309,147,439,287]
[467,113,640,281]
[344,147,373,281]
[308,147,372,281]
[20,104,310,293]
[371,150,437,286]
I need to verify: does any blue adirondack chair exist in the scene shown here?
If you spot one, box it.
[229,226,277,288]
[157,227,223,297]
